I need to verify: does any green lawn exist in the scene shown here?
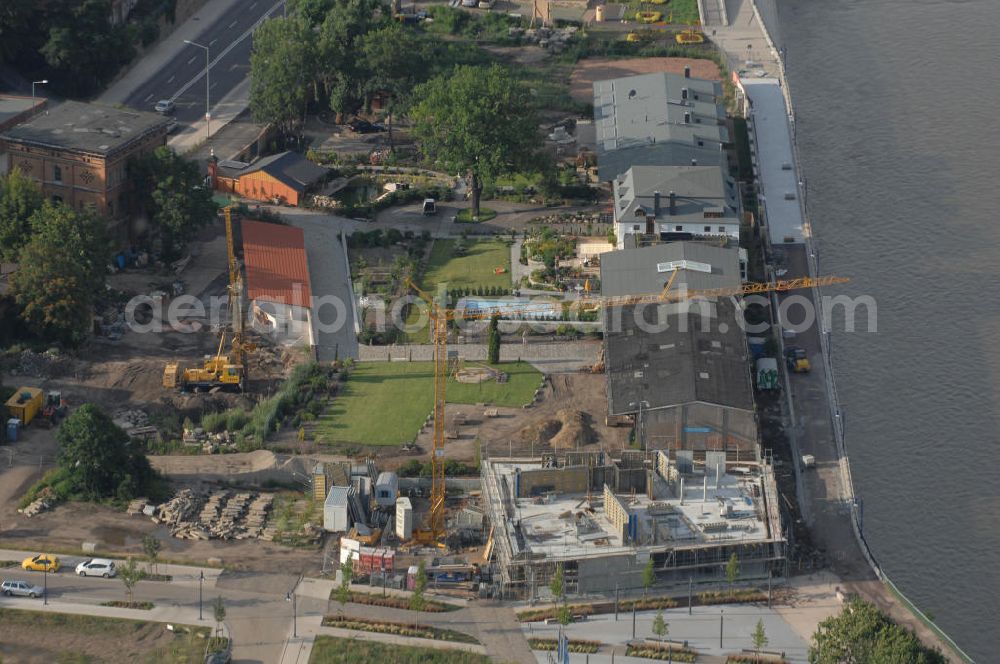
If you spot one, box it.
[309,636,492,664]
[455,207,498,223]
[670,0,701,25]
[423,238,511,291]
[314,361,542,446]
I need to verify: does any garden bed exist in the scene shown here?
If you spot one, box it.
[516,589,767,622]
[627,642,698,662]
[321,616,479,644]
[100,600,155,610]
[529,637,600,653]
[331,590,460,613]
[309,635,492,664]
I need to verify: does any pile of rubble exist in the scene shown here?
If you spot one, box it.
[147,489,274,541]
[510,26,578,52]
[8,349,73,379]
[18,494,56,518]
[113,409,158,439]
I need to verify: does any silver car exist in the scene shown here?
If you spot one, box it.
[75,559,117,578]
[154,99,176,114]
[1,579,44,598]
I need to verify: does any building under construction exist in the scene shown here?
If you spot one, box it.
[482,450,785,599]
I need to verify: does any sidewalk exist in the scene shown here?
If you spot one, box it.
[169,76,253,155]
[99,0,248,105]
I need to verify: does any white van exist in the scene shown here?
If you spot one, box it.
[422,198,437,215]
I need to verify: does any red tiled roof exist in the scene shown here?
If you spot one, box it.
[242,219,312,308]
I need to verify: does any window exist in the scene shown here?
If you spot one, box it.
[633,225,640,231]
[704,226,711,233]
[53,165,62,182]
[718,226,726,233]
[51,195,62,204]
[674,225,683,232]
[697,140,704,147]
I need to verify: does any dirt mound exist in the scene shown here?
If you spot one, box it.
[149,449,278,477]
[516,409,596,449]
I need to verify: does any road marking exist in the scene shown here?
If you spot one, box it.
[167,75,175,84]
[228,19,238,29]
[187,56,197,65]
[170,0,283,103]
[144,93,154,102]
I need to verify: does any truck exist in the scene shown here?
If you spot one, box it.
[785,346,811,373]
[755,357,779,391]
[5,387,44,426]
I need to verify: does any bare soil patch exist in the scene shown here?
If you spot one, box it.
[570,57,722,102]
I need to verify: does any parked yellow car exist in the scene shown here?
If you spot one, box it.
[21,554,59,573]
[636,11,662,23]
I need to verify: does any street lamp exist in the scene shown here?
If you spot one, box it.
[31,80,48,108]
[43,565,48,605]
[183,39,212,139]
[285,591,297,638]
[199,571,204,620]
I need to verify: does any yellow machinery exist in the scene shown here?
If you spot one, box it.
[406,272,849,544]
[163,207,255,391]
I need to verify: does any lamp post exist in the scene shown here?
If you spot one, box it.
[199,571,204,620]
[31,80,48,108]
[43,566,48,605]
[184,39,211,139]
[286,591,297,638]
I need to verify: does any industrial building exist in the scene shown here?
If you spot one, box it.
[481,450,785,598]
[593,70,728,182]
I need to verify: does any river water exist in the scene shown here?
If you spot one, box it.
[756,0,999,660]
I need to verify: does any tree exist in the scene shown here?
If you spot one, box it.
[410,64,540,217]
[131,147,217,260]
[809,598,945,664]
[11,202,110,345]
[642,557,655,598]
[118,557,141,607]
[288,0,337,25]
[725,552,739,597]
[556,598,571,627]
[142,535,161,576]
[55,404,155,501]
[752,618,769,662]
[336,557,353,611]
[249,16,316,134]
[359,24,427,143]
[40,0,134,96]
[487,314,501,364]
[409,560,428,611]
[0,168,43,261]
[212,595,226,638]
[652,609,668,643]
[0,0,35,66]
[315,0,386,116]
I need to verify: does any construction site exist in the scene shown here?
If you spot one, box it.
[480,448,785,599]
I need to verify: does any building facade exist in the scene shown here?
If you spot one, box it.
[0,101,169,238]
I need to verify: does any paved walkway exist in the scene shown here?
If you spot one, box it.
[358,340,601,367]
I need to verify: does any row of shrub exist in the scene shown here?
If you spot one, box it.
[626,643,697,662]
[321,616,478,644]
[337,591,459,613]
[449,286,512,299]
[397,459,480,478]
[528,638,600,653]
[516,589,766,623]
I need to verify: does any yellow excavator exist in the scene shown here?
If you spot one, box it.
[163,207,255,392]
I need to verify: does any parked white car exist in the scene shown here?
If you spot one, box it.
[75,559,117,578]
[1,579,44,598]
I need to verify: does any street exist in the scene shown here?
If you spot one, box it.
[121,0,284,124]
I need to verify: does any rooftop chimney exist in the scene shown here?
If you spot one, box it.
[669,191,677,215]
[681,87,688,101]
[684,65,691,79]
[653,190,661,215]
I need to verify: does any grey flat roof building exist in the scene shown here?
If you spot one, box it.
[1,100,170,158]
[604,298,754,416]
[613,165,738,223]
[600,242,741,296]
[594,72,729,181]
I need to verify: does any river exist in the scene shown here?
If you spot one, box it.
[755,0,999,660]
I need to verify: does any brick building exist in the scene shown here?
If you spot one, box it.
[0,100,169,238]
[209,151,328,207]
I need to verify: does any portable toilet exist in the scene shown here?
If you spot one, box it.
[6,418,20,443]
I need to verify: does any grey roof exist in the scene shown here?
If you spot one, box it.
[597,142,724,184]
[0,95,38,129]
[594,73,729,182]
[642,402,759,454]
[613,165,739,224]
[1,100,169,157]
[604,298,754,416]
[236,151,328,193]
[600,242,740,296]
[324,485,353,507]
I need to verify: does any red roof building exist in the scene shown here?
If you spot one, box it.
[242,219,312,307]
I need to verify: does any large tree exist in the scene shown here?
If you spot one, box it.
[56,404,155,501]
[11,203,110,345]
[410,64,540,216]
[249,16,317,134]
[40,0,134,96]
[132,146,217,260]
[316,0,386,117]
[0,168,44,262]
[0,0,35,66]
[809,598,945,664]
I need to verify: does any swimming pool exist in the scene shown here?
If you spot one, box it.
[458,297,561,319]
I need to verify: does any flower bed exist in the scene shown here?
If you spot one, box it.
[332,590,459,613]
[516,589,766,623]
[627,643,697,662]
[139,572,172,582]
[528,638,600,653]
[517,604,594,623]
[726,655,788,663]
[321,616,479,644]
[697,590,767,605]
[100,600,154,610]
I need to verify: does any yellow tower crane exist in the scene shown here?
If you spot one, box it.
[405,272,849,544]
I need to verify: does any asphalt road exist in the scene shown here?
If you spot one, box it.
[122,0,285,124]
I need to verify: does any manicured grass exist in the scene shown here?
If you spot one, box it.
[309,636,492,664]
[455,207,498,223]
[669,0,701,25]
[423,238,511,291]
[314,361,542,446]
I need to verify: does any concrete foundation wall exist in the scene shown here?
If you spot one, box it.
[578,554,642,593]
[517,465,589,497]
